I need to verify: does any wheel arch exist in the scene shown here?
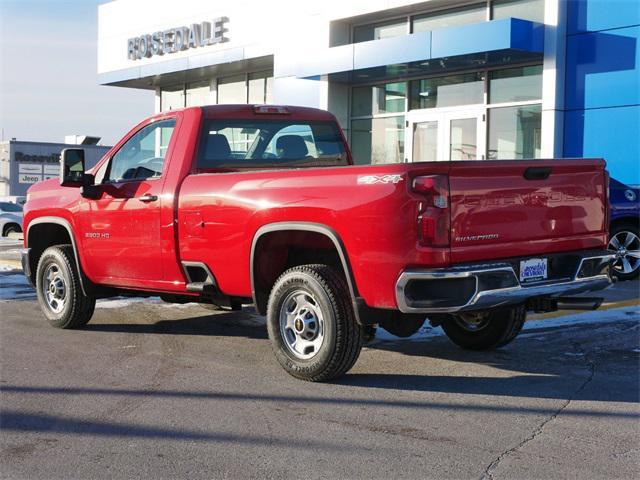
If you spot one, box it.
[26,216,90,295]
[2,221,22,236]
[610,215,640,231]
[250,222,362,322]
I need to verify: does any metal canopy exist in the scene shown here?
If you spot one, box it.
[293,18,545,85]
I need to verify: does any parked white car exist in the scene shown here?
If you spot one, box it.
[0,201,23,237]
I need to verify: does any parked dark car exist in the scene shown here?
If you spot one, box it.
[608,178,640,280]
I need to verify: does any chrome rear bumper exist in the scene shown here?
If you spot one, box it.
[396,252,615,314]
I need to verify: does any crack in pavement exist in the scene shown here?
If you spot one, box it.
[479,341,597,480]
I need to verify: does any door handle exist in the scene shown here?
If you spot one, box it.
[138,194,158,202]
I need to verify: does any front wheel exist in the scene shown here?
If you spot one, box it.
[266,264,363,382]
[36,245,96,329]
[436,304,526,351]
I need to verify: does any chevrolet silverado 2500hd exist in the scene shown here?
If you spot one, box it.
[22,105,614,381]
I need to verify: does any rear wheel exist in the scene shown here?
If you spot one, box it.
[36,245,95,329]
[266,264,363,382]
[438,304,526,350]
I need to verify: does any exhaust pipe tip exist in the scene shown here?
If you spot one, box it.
[555,297,603,311]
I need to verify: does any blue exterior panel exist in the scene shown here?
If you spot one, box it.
[564,0,640,185]
[564,105,640,185]
[567,0,640,34]
[565,26,639,110]
[430,18,544,58]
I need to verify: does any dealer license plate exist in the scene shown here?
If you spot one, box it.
[519,258,548,283]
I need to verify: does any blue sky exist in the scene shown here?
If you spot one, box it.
[0,0,153,145]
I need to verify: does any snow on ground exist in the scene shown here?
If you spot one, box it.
[1,264,638,340]
[0,237,22,246]
[373,305,640,342]
[0,269,198,308]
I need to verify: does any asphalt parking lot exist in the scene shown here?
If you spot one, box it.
[1,239,639,479]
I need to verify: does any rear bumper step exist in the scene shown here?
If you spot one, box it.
[396,252,615,314]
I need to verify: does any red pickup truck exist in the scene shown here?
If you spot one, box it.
[22,105,614,381]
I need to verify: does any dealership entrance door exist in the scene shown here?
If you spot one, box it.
[406,109,485,162]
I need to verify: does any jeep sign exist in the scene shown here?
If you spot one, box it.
[127,17,229,61]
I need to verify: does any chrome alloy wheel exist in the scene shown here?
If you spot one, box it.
[453,311,491,332]
[608,230,640,275]
[279,290,325,359]
[42,264,67,314]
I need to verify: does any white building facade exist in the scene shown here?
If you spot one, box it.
[97,0,640,184]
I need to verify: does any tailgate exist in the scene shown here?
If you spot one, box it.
[448,159,608,263]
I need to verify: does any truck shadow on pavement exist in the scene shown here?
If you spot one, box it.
[81,309,640,404]
[342,319,640,403]
[84,310,269,339]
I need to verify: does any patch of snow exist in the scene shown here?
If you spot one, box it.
[96,297,163,309]
[0,238,22,246]
[2,249,24,255]
[374,305,640,342]
[375,323,444,342]
[521,306,639,335]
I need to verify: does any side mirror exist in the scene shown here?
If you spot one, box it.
[60,148,87,187]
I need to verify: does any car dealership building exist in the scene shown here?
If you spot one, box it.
[97,0,639,185]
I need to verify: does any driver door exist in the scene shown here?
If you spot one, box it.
[80,118,176,286]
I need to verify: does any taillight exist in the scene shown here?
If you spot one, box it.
[413,175,450,247]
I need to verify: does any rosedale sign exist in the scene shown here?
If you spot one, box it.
[127,17,229,61]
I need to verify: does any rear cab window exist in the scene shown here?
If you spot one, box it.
[195,118,348,171]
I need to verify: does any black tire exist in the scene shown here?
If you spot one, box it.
[439,304,526,351]
[35,245,95,329]
[608,222,640,281]
[3,224,21,236]
[266,264,363,382]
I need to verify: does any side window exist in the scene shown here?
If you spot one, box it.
[106,119,176,182]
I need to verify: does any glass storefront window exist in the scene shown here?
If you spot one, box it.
[412,4,486,33]
[488,105,541,159]
[352,82,406,117]
[450,118,478,160]
[351,116,404,165]
[266,77,274,104]
[410,73,485,110]
[492,0,545,23]
[185,81,211,107]
[353,19,407,43]
[217,75,246,104]
[489,65,542,103]
[413,121,438,162]
[248,71,273,104]
[160,85,184,111]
